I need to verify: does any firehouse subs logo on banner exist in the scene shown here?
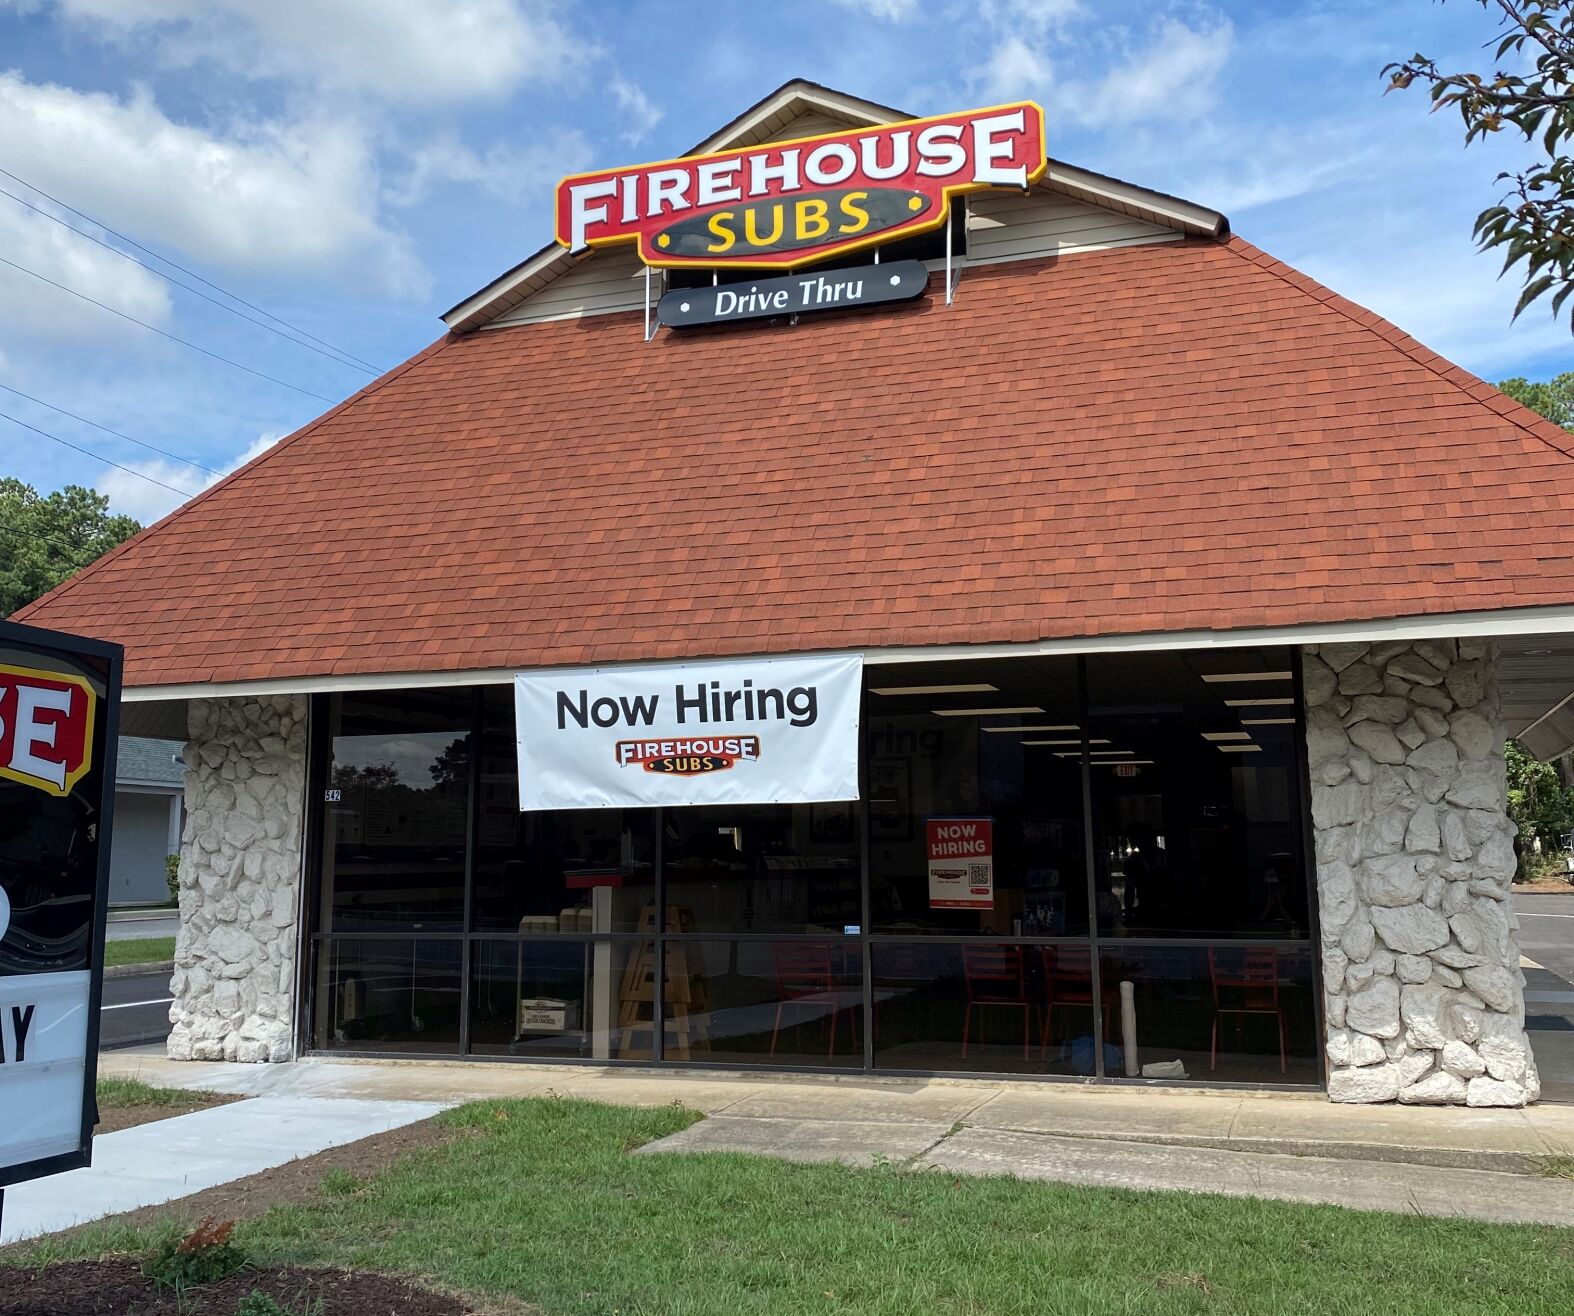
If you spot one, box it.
[514,654,862,810]
[555,103,1046,269]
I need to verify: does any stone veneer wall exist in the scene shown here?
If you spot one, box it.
[168,695,307,1063]
[1305,640,1540,1105]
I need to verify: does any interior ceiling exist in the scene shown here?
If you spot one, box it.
[1499,635,1574,760]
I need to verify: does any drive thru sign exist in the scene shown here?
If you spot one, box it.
[0,619,120,1200]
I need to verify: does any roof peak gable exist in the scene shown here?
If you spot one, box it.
[682,79,910,155]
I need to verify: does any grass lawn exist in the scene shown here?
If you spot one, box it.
[95,1077,197,1109]
[103,936,176,968]
[15,1098,1574,1316]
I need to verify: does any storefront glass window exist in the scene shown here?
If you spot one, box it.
[663,805,859,934]
[314,938,462,1053]
[468,938,652,1059]
[663,939,863,1067]
[865,658,1086,937]
[1085,650,1309,940]
[472,688,657,932]
[320,691,472,932]
[869,940,1095,1076]
[1098,944,1319,1084]
[304,652,1320,1087]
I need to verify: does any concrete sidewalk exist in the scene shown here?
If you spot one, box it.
[92,1050,1574,1228]
[1,1095,442,1244]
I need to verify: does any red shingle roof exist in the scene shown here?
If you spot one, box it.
[18,235,1574,688]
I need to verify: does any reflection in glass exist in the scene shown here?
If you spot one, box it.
[1086,649,1309,939]
[870,941,1094,1076]
[322,691,472,931]
[1099,944,1317,1084]
[663,806,859,934]
[663,939,862,1066]
[468,939,650,1059]
[315,938,461,1052]
[863,656,1086,937]
[473,688,656,932]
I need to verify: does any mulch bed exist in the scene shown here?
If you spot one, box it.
[0,1258,474,1314]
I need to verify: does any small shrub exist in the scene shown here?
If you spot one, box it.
[165,852,180,903]
[143,1216,247,1292]
[235,1291,323,1316]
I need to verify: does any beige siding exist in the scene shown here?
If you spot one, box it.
[967,189,1178,265]
[490,248,651,327]
[756,112,859,144]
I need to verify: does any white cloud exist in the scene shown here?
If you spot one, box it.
[979,0,1080,35]
[0,198,172,344]
[29,0,589,105]
[96,429,281,523]
[388,127,592,208]
[973,34,1055,102]
[830,0,918,20]
[610,78,663,146]
[0,73,426,297]
[1066,17,1234,126]
[1178,123,1381,214]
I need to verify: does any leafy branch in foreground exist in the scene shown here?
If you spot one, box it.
[1386,1,1574,324]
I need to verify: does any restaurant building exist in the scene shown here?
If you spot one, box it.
[20,81,1574,1106]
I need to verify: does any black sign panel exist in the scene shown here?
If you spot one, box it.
[0,618,121,1191]
[657,259,929,329]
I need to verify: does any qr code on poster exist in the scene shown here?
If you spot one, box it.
[968,864,990,883]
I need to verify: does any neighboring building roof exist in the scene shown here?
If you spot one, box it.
[17,233,1574,689]
[117,736,183,787]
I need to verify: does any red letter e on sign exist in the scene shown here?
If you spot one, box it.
[0,664,96,797]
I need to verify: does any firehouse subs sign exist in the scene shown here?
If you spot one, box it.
[514,654,862,810]
[555,102,1047,269]
[0,619,119,1192]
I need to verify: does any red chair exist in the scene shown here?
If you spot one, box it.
[1038,945,1113,1053]
[960,944,1031,1060]
[770,942,855,1059]
[1210,947,1286,1074]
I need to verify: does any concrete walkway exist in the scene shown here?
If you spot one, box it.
[89,1049,1574,1229]
[1,1095,442,1244]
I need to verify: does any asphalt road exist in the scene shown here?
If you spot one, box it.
[98,967,174,1051]
[1513,888,1574,1103]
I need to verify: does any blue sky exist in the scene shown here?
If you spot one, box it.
[0,0,1569,523]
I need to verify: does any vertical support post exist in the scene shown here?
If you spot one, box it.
[1078,655,1107,1079]
[944,211,954,306]
[859,684,874,1073]
[643,264,650,342]
[652,811,665,1064]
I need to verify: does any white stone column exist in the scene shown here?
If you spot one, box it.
[1304,640,1540,1105]
[168,695,307,1063]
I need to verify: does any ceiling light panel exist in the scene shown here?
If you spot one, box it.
[868,683,999,696]
[932,706,1045,717]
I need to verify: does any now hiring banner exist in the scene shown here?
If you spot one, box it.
[514,654,862,811]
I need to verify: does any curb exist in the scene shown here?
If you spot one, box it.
[105,960,174,981]
[974,1123,1551,1177]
